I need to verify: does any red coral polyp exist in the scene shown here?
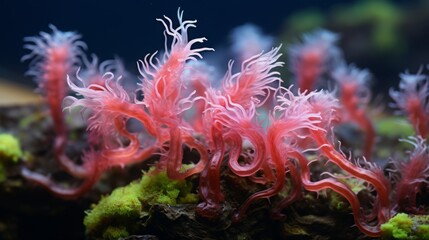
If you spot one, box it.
[393,137,429,213]
[22,9,425,239]
[390,71,429,138]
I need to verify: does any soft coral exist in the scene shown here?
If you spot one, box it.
[332,64,375,160]
[21,12,402,239]
[22,10,212,198]
[137,10,213,125]
[288,29,342,92]
[137,10,212,180]
[391,137,429,213]
[22,25,88,178]
[196,46,283,219]
[390,70,429,138]
[286,89,390,237]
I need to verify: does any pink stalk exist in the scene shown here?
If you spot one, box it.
[196,125,226,219]
[309,129,390,234]
[290,151,385,237]
[233,87,324,220]
[21,150,102,200]
[392,137,429,213]
[22,25,86,177]
[288,30,341,92]
[333,65,375,159]
[164,126,209,180]
[222,46,283,108]
[390,71,429,138]
[137,9,213,124]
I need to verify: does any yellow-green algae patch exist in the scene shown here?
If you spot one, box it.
[84,167,198,239]
[0,133,23,183]
[381,213,429,240]
[0,133,23,163]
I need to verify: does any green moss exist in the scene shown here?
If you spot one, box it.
[381,213,429,240]
[139,170,197,205]
[375,117,414,138]
[84,167,198,238]
[335,173,366,194]
[286,10,325,34]
[333,0,400,26]
[328,191,350,212]
[0,133,23,183]
[0,164,6,183]
[332,0,402,53]
[0,133,23,163]
[102,226,129,240]
[381,213,413,239]
[416,225,429,240]
[84,181,142,235]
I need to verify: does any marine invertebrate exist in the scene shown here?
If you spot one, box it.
[77,54,129,91]
[221,46,283,108]
[180,61,214,133]
[22,25,87,177]
[196,46,283,219]
[22,9,211,198]
[306,97,391,237]
[332,64,375,159]
[20,9,422,239]
[136,9,213,180]
[233,88,323,221]
[390,70,429,138]
[288,29,342,92]
[390,137,429,213]
[271,89,390,237]
[230,24,274,62]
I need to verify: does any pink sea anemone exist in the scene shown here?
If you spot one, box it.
[390,69,429,138]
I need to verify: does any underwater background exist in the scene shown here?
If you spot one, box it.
[1,1,429,239]
[0,0,428,97]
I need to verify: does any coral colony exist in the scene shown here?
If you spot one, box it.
[20,9,429,238]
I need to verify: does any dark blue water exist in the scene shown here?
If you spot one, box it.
[0,0,423,89]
